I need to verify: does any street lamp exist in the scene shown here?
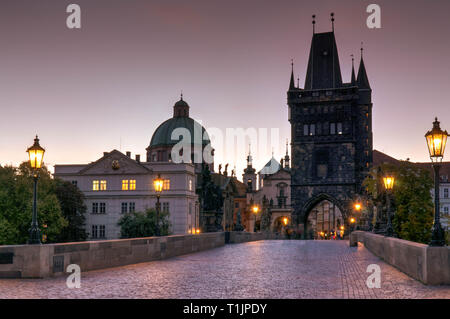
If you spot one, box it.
[153,174,164,236]
[282,217,288,226]
[425,117,448,246]
[383,174,395,237]
[26,135,45,244]
[252,204,259,232]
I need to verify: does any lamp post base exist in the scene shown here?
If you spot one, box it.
[430,221,446,246]
[28,227,41,245]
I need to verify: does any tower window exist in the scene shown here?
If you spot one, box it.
[337,122,343,135]
[330,123,336,135]
[303,124,309,136]
[309,124,316,136]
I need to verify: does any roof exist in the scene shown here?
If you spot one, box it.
[149,116,210,148]
[357,57,371,89]
[373,149,450,182]
[304,32,343,90]
[259,157,280,175]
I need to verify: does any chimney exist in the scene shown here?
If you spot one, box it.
[126,151,131,158]
[135,154,141,163]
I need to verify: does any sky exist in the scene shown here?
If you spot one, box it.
[1,0,449,179]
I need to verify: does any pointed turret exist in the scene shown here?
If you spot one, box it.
[284,139,290,169]
[351,55,356,85]
[357,48,370,89]
[289,60,295,90]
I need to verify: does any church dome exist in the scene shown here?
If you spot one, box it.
[149,116,211,148]
[149,97,210,148]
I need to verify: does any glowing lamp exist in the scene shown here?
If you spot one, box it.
[383,176,395,191]
[283,217,288,226]
[153,174,163,193]
[27,135,45,169]
[425,117,448,162]
[252,205,259,214]
[354,203,362,211]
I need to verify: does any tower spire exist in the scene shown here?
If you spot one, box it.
[284,139,290,169]
[351,54,356,85]
[331,12,335,32]
[357,43,371,89]
[289,59,295,90]
[312,14,316,34]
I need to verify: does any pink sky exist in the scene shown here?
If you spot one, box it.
[0,0,449,178]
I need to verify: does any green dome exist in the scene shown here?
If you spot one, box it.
[150,117,211,148]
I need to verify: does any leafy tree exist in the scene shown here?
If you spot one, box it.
[118,208,171,238]
[364,161,434,244]
[53,179,87,242]
[0,162,69,245]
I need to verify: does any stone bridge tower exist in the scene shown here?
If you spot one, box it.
[288,21,373,236]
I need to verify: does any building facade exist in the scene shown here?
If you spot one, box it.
[288,27,373,236]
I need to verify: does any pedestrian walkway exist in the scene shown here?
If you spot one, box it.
[0,240,448,298]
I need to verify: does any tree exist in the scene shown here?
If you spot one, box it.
[118,208,171,238]
[0,162,68,245]
[53,178,88,242]
[364,161,434,244]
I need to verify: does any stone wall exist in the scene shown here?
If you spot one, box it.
[351,231,450,285]
[0,231,275,279]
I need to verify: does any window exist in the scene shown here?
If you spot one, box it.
[129,202,135,212]
[92,203,99,214]
[163,179,170,190]
[189,179,193,191]
[91,225,98,239]
[330,123,336,135]
[122,180,129,190]
[309,124,315,136]
[337,122,343,135]
[444,188,449,199]
[443,206,449,214]
[99,203,106,214]
[235,202,239,208]
[100,180,107,191]
[303,124,309,136]
[317,123,322,135]
[99,225,106,238]
[121,202,128,214]
[129,180,136,190]
[162,202,170,213]
[71,180,78,186]
[93,180,99,191]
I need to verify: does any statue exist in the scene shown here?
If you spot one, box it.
[218,164,222,175]
[234,210,244,231]
[224,163,229,176]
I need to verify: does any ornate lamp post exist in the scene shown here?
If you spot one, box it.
[26,135,45,244]
[353,202,362,230]
[153,174,164,236]
[425,117,448,246]
[252,204,260,232]
[349,217,356,234]
[383,175,395,237]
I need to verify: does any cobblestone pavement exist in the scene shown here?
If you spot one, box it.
[0,240,449,299]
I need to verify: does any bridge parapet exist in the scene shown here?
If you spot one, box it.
[350,231,450,285]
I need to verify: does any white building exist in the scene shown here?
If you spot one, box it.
[54,150,199,240]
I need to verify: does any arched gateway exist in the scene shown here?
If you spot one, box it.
[287,22,373,238]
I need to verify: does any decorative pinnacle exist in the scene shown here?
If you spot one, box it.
[312,14,316,33]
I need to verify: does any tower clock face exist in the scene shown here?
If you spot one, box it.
[112,160,120,170]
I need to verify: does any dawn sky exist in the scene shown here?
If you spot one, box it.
[1,0,450,178]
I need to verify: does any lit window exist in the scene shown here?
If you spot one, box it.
[122,180,129,190]
[130,180,136,190]
[189,179,193,191]
[93,180,99,191]
[163,179,170,190]
[100,180,107,191]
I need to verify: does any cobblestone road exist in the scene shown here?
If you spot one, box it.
[0,240,448,299]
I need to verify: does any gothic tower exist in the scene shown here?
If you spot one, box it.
[242,146,257,192]
[288,16,373,234]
